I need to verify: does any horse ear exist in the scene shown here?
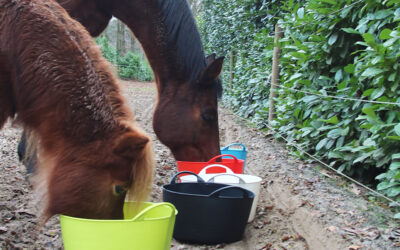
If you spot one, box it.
[199,56,225,83]
[205,53,216,66]
[113,132,149,160]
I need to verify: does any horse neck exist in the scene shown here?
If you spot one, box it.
[111,0,206,89]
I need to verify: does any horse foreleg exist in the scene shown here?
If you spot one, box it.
[18,129,38,176]
[0,56,15,129]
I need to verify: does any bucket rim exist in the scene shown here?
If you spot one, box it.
[220,143,247,152]
[162,184,255,199]
[176,155,245,165]
[206,173,262,184]
[59,202,177,223]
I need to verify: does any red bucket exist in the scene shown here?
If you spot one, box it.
[177,154,244,175]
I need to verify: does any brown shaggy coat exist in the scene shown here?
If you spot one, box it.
[0,0,153,221]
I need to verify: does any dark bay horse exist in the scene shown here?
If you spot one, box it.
[57,0,225,161]
[0,0,153,221]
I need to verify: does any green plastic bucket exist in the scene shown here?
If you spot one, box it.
[60,202,177,250]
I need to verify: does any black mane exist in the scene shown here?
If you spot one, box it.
[155,0,206,81]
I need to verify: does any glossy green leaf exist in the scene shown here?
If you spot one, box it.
[394,124,400,136]
[316,138,328,151]
[326,116,339,125]
[379,28,392,40]
[362,107,377,120]
[361,68,384,77]
[390,162,400,170]
[362,33,375,45]
[328,33,338,45]
[341,28,360,34]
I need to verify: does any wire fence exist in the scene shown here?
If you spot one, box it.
[271,83,400,106]
[241,0,400,209]
[264,122,400,207]
[228,109,400,207]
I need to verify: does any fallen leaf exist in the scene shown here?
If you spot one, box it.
[264,205,274,210]
[311,211,322,217]
[351,184,361,195]
[336,208,347,215]
[16,208,35,215]
[342,226,380,240]
[326,226,338,233]
[319,170,333,178]
[260,243,272,250]
[300,200,314,207]
[304,180,314,186]
[295,234,305,241]
[264,221,271,225]
[253,221,265,229]
[163,165,172,170]
[344,220,353,226]
[343,227,358,237]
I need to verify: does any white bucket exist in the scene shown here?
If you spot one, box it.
[180,165,262,222]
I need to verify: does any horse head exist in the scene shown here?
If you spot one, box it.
[40,125,153,220]
[153,54,224,162]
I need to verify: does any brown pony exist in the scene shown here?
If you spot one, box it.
[57,0,224,161]
[0,0,153,221]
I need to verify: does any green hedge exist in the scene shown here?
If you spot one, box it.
[201,0,400,215]
[201,0,283,121]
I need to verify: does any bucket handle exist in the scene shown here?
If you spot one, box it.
[170,171,205,184]
[207,154,238,163]
[130,202,176,222]
[221,143,246,151]
[207,173,246,184]
[198,164,234,175]
[208,186,250,198]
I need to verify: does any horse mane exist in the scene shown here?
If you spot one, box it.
[154,0,206,81]
[125,128,154,203]
[145,0,221,98]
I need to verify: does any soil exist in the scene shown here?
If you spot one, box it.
[0,81,399,250]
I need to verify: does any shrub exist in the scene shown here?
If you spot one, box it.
[95,36,154,82]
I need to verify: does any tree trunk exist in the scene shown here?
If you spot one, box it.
[116,20,126,56]
[130,34,136,53]
[268,24,283,124]
[229,50,235,92]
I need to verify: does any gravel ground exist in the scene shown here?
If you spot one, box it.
[0,81,399,249]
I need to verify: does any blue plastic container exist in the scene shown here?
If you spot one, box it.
[220,143,247,168]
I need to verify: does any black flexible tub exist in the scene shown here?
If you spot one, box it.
[163,171,254,244]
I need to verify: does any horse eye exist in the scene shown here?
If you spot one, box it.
[112,185,127,196]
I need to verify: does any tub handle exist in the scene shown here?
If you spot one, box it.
[221,143,246,151]
[207,173,246,184]
[170,171,205,184]
[207,154,238,163]
[208,186,250,198]
[198,164,234,175]
[131,202,176,221]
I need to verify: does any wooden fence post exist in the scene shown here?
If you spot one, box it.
[229,50,235,92]
[268,24,283,124]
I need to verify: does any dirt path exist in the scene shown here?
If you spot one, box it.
[0,81,399,249]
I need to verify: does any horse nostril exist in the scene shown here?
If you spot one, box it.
[112,185,127,196]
